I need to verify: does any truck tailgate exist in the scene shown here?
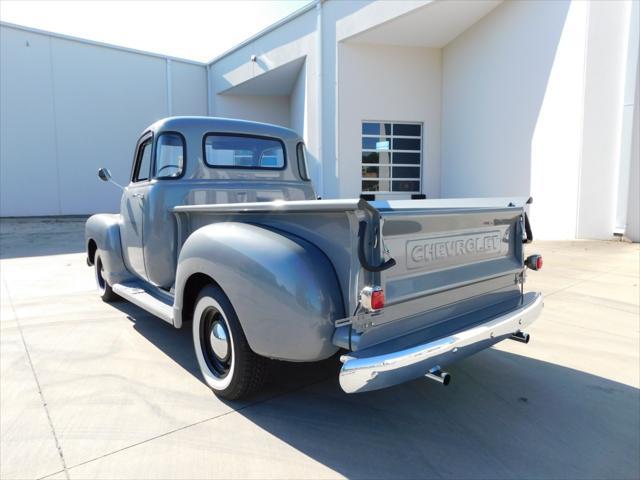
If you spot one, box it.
[352,199,526,350]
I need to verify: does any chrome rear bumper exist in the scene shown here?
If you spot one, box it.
[339,292,543,394]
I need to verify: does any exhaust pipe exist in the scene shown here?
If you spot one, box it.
[425,367,451,386]
[510,331,530,344]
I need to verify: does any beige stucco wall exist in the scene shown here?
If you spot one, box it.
[337,43,441,199]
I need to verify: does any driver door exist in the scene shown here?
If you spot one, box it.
[121,133,153,280]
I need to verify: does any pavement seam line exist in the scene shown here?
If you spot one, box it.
[541,268,617,299]
[60,372,334,473]
[38,469,66,480]
[2,278,70,480]
[544,316,640,339]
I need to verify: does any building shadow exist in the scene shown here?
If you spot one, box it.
[115,300,640,479]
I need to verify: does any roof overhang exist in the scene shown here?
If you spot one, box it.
[344,0,502,48]
[218,57,306,96]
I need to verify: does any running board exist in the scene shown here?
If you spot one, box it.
[112,282,174,325]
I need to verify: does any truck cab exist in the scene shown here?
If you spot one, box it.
[113,117,315,289]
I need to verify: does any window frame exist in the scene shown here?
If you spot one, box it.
[153,131,187,180]
[131,132,154,183]
[361,121,423,195]
[202,132,287,171]
[296,142,311,181]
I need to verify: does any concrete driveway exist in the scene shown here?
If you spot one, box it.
[1,218,639,479]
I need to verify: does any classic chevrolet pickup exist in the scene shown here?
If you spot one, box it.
[86,116,543,400]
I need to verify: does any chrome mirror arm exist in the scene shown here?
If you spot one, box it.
[107,178,125,190]
[97,167,124,190]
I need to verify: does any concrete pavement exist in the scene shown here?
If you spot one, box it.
[1,218,638,479]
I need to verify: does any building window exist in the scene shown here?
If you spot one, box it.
[361,121,422,194]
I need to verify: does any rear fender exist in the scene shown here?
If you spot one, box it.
[174,222,345,362]
[85,214,132,285]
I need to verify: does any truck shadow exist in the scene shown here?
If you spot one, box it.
[116,300,640,479]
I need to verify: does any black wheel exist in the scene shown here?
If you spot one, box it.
[192,285,267,400]
[94,251,119,302]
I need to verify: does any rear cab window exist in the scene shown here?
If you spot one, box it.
[203,134,285,170]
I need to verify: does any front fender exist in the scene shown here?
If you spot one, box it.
[174,222,345,362]
[85,214,132,286]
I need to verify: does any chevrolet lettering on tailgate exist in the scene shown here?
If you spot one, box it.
[406,229,508,269]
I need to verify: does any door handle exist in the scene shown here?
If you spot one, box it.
[132,193,144,199]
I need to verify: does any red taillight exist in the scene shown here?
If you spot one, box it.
[371,289,385,310]
[360,286,385,311]
[525,254,543,271]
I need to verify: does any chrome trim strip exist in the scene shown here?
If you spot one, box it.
[172,198,365,214]
[339,292,543,394]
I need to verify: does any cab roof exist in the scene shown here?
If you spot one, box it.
[146,116,301,142]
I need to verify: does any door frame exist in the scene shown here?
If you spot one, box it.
[122,132,154,280]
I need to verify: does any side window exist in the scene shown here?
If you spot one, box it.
[134,140,152,182]
[155,133,185,178]
[296,143,310,181]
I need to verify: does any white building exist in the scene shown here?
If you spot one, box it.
[1,0,638,240]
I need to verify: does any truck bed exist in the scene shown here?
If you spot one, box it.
[172,197,529,351]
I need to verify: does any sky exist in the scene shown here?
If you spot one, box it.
[0,0,312,62]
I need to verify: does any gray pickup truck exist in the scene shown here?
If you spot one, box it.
[86,116,543,400]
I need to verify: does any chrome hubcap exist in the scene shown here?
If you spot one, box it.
[209,321,229,361]
[200,308,232,378]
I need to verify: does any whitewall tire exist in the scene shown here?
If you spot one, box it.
[94,251,118,302]
[192,286,267,400]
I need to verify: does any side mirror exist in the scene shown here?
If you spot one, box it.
[98,167,112,182]
[97,167,124,190]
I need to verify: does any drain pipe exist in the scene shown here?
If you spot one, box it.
[614,0,639,236]
[206,63,213,116]
[315,0,324,197]
[165,59,173,116]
